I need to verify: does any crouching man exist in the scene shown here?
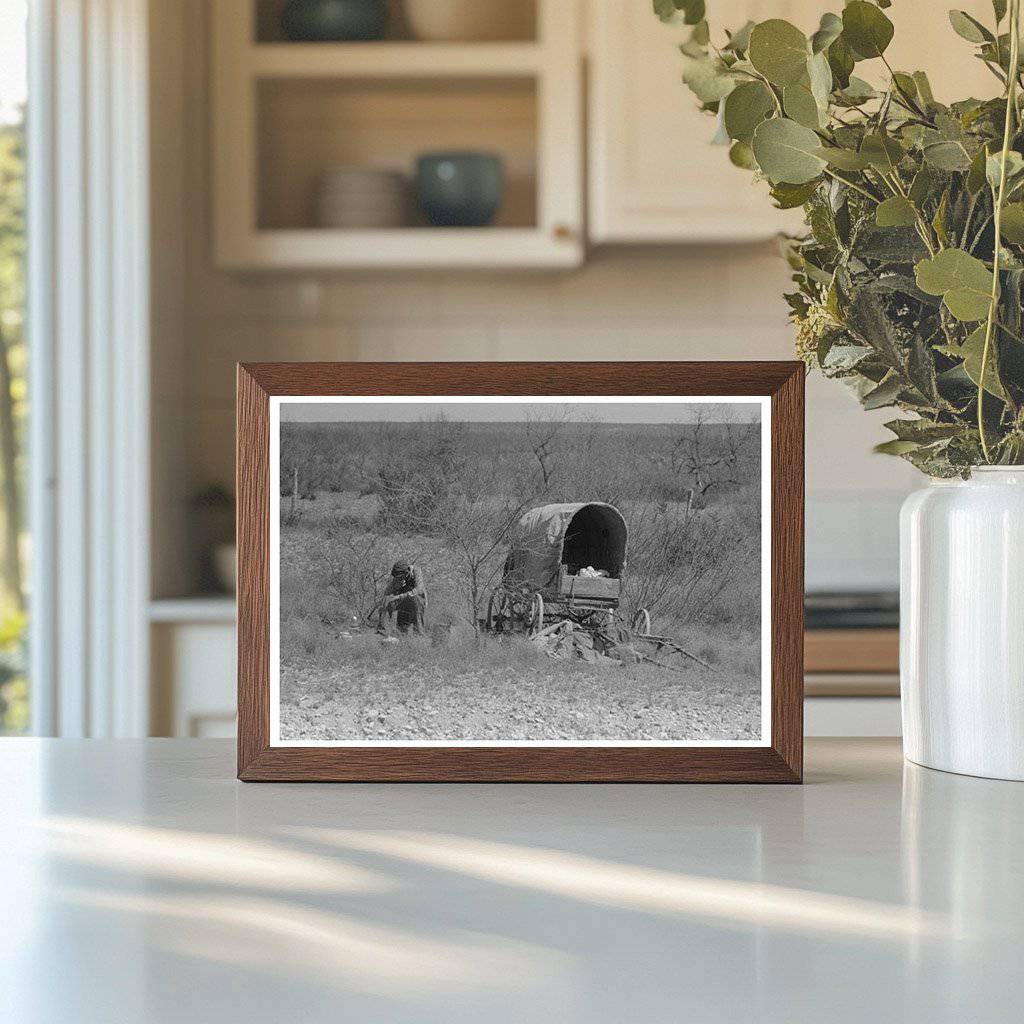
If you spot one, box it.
[377,560,427,635]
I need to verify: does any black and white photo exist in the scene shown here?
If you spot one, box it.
[270,397,770,747]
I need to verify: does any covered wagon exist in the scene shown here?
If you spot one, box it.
[486,502,650,636]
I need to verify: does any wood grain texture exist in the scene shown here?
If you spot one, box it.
[236,366,270,777]
[236,361,805,783]
[805,629,899,675]
[770,366,804,782]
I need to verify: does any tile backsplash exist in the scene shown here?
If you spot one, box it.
[175,247,917,593]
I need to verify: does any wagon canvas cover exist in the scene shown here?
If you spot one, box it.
[505,502,628,590]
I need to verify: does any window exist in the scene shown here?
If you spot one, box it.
[0,0,28,734]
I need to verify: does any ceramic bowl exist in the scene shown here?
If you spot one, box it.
[414,152,505,228]
[403,0,534,42]
[280,0,388,42]
[315,168,409,228]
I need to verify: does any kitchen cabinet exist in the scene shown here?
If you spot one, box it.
[587,0,999,244]
[588,1,811,243]
[150,601,236,738]
[212,0,583,269]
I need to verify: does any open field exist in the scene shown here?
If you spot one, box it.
[280,635,762,742]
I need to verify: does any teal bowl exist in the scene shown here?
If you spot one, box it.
[415,152,505,228]
[281,0,388,42]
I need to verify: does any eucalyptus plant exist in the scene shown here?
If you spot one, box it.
[659,0,1024,475]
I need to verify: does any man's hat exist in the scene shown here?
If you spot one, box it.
[391,561,411,576]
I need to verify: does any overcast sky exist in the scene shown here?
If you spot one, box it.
[278,399,762,425]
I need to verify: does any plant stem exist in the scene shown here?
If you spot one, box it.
[880,54,929,120]
[750,69,783,116]
[821,167,879,203]
[979,0,1021,463]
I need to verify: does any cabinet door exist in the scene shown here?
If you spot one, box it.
[588,1,999,244]
[588,1,813,243]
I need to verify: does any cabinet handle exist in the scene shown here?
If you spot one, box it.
[553,224,574,241]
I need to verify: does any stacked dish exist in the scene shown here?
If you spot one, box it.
[403,0,534,41]
[314,167,409,228]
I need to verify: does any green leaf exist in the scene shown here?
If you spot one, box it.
[836,75,877,104]
[724,20,755,53]
[842,1,894,60]
[689,20,710,46]
[770,179,820,209]
[967,143,993,193]
[783,83,822,128]
[807,51,833,110]
[815,146,872,170]
[728,140,758,169]
[874,439,922,456]
[994,0,1008,24]
[862,375,902,410]
[748,19,810,87]
[915,249,994,321]
[912,71,935,105]
[653,0,676,23]
[723,81,775,143]
[948,10,993,44]
[875,196,918,228]
[681,0,705,25]
[860,133,905,173]
[827,35,855,89]
[810,12,843,54]
[932,190,950,247]
[958,324,1007,398]
[682,0,705,26]
[892,72,919,102]
[654,0,705,25]
[908,334,941,403]
[885,419,963,443]
[822,342,874,373]
[1000,202,1024,242]
[681,55,736,103]
[909,165,936,205]
[986,150,1024,190]
[856,226,929,263]
[923,141,973,171]
[752,117,827,184]
[710,108,730,145]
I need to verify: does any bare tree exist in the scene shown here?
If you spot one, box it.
[718,406,759,489]
[670,406,724,497]
[521,405,575,490]
[440,493,536,634]
[623,498,758,631]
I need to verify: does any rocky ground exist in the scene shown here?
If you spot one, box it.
[278,636,762,743]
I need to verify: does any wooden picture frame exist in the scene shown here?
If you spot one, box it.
[237,362,804,782]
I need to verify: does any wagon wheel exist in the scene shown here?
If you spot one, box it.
[632,607,652,636]
[486,591,515,633]
[528,593,545,636]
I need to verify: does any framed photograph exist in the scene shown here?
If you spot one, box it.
[237,362,803,782]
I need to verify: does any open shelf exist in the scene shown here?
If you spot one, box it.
[249,42,544,77]
[149,597,237,624]
[222,227,578,269]
[254,0,538,45]
[257,76,537,232]
[213,0,582,269]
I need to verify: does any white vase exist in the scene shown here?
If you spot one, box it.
[900,467,1024,780]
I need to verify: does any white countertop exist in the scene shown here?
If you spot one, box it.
[2,738,1021,1023]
